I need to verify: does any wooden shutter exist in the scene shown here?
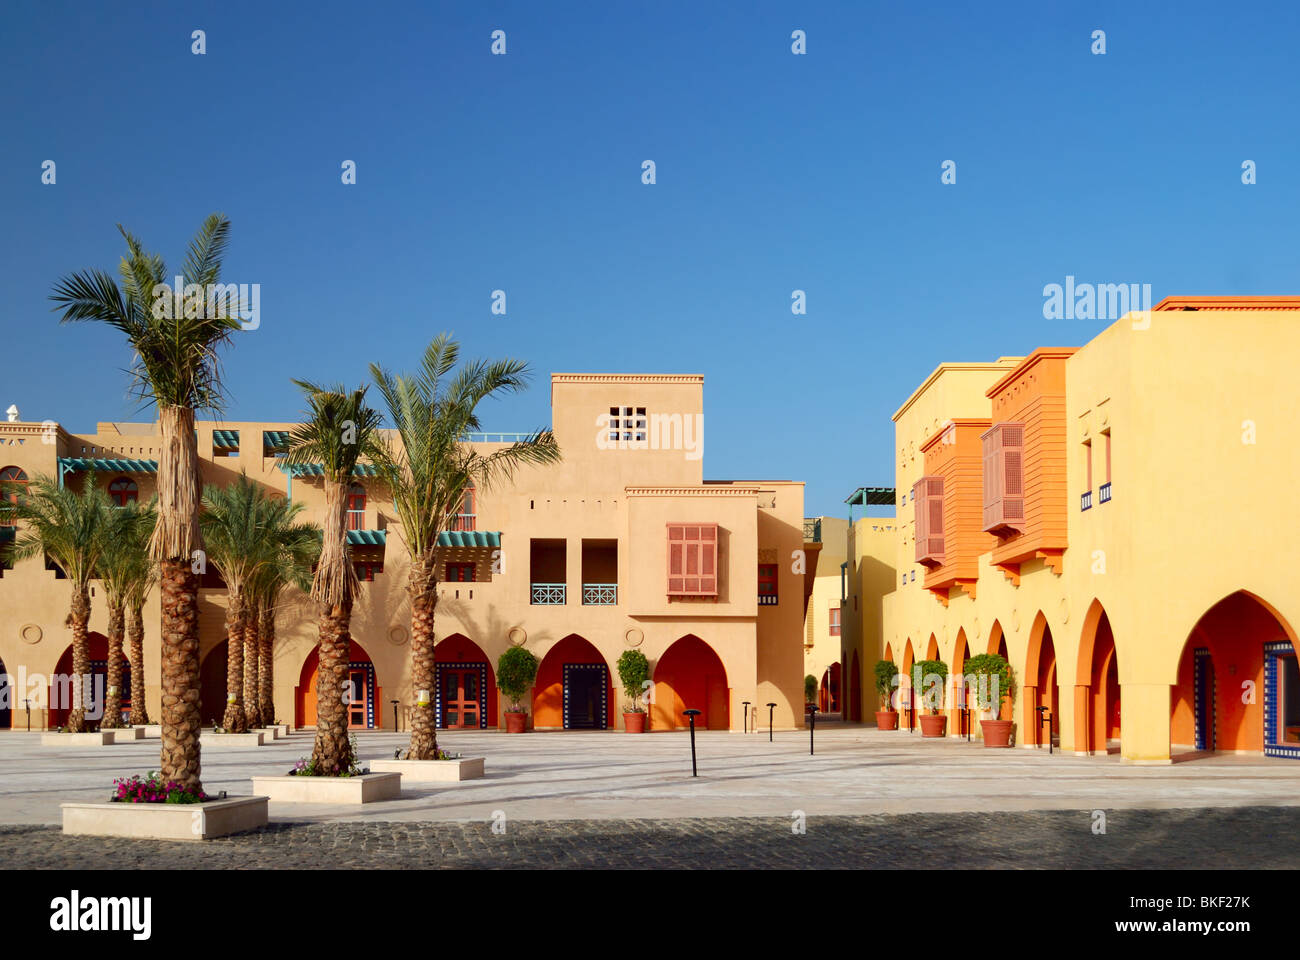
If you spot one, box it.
[667,523,718,596]
[914,476,945,564]
[667,525,685,594]
[1000,424,1024,522]
[912,479,927,563]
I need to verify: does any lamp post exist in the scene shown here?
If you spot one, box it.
[23,698,30,732]
[807,704,817,755]
[683,709,702,776]
[391,699,399,733]
[742,700,751,734]
[1036,705,1053,754]
[766,702,777,742]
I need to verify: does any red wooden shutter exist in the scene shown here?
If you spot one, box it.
[667,524,685,594]
[699,523,717,595]
[1000,423,1024,523]
[667,523,718,596]
[982,427,1001,531]
[912,478,927,563]
[926,476,945,560]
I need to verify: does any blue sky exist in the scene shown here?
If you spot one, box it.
[3,0,1298,517]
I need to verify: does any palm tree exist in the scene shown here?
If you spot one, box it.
[249,517,318,727]
[0,474,111,732]
[96,500,156,728]
[51,214,240,791]
[122,505,159,727]
[370,334,561,759]
[285,382,383,774]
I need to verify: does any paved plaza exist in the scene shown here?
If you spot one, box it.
[3,725,1300,867]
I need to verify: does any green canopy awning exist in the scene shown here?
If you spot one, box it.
[58,458,158,475]
[436,531,501,548]
[212,429,240,450]
[262,430,291,451]
[844,486,897,506]
[282,463,380,478]
[346,529,386,546]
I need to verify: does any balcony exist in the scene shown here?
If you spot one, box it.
[758,594,778,606]
[803,518,822,543]
[1080,490,1092,511]
[582,583,617,605]
[1098,481,1112,504]
[446,513,476,532]
[530,583,566,605]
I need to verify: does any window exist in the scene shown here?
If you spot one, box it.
[449,485,476,531]
[829,607,841,636]
[758,564,778,605]
[446,563,475,582]
[354,561,383,581]
[0,466,28,524]
[981,422,1025,534]
[347,484,366,531]
[666,523,718,597]
[212,430,240,458]
[1099,430,1113,503]
[108,477,138,507]
[609,406,647,444]
[913,476,945,565]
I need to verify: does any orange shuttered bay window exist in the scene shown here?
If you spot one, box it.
[981,422,1025,535]
[913,476,945,566]
[667,523,718,597]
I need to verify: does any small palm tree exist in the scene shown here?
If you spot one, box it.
[285,382,383,774]
[370,334,561,759]
[122,505,159,726]
[96,500,156,728]
[0,474,111,732]
[51,214,241,791]
[249,517,319,727]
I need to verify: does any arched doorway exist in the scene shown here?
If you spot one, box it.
[49,633,125,727]
[435,633,496,729]
[533,634,611,730]
[951,629,971,736]
[819,662,841,713]
[849,651,862,722]
[1024,614,1059,748]
[1171,591,1300,757]
[199,640,228,726]
[1077,601,1120,755]
[653,635,729,730]
[986,620,1012,721]
[901,639,916,719]
[0,656,10,729]
[925,635,939,661]
[295,639,382,729]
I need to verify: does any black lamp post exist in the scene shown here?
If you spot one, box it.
[766,702,777,742]
[742,700,751,734]
[683,709,702,776]
[23,699,30,732]
[1036,706,1053,754]
[391,700,399,733]
[807,704,817,755]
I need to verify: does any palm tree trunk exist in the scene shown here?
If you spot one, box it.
[66,585,91,733]
[406,555,439,759]
[102,600,126,728]
[258,605,275,726]
[221,594,247,732]
[243,615,260,729]
[127,602,150,725]
[310,598,353,774]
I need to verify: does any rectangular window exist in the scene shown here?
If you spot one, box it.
[758,564,778,605]
[212,429,240,458]
[1084,439,1093,491]
[446,563,476,582]
[913,475,945,565]
[829,607,841,636]
[609,406,647,443]
[666,523,718,597]
[354,561,383,581]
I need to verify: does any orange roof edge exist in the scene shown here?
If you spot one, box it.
[919,417,992,453]
[1154,296,1300,311]
[985,347,1079,399]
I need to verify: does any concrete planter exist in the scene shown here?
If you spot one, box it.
[135,725,162,738]
[270,724,291,738]
[62,796,268,840]
[103,727,144,743]
[254,727,286,741]
[251,772,400,804]
[369,757,484,782]
[203,731,266,746]
[41,732,113,746]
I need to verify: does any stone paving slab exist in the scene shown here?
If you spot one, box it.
[3,807,1299,869]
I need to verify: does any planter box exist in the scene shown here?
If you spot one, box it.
[270,724,291,738]
[103,727,144,743]
[203,732,265,746]
[41,732,112,746]
[369,757,484,782]
[62,796,268,841]
[250,772,400,804]
[253,727,285,741]
[135,725,162,738]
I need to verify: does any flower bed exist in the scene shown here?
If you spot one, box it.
[111,771,210,804]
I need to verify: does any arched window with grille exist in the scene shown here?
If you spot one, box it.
[108,477,138,507]
[0,467,28,526]
[347,483,367,531]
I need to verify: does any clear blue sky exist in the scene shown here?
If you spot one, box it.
[3,0,1298,517]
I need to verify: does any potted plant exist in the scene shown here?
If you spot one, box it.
[616,649,651,733]
[914,659,949,737]
[496,646,538,733]
[966,653,1015,747]
[804,674,818,708]
[873,659,900,730]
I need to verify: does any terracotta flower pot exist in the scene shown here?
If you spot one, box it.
[980,718,1013,748]
[504,711,527,734]
[623,712,647,733]
[919,714,948,738]
[875,710,899,731]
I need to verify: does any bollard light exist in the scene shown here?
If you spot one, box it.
[391,699,399,733]
[766,702,777,742]
[683,709,702,776]
[742,700,751,734]
[807,704,818,755]
[23,698,30,732]
[1036,705,1053,754]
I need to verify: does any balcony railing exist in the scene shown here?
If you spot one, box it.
[446,513,476,532]
[758,594,779,606]
[803,518,822,543]
[1080,490,1093,511]
[531,582,566,605]
[582,583,617,605]
[347,509,366,530]
[1098,481,1112,504]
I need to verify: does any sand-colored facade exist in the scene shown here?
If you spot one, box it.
[0,374,814,734]
[871,297,1300,762]
[801,516,848,715]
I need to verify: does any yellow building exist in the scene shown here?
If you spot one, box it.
[870,296,1300,762]
[801,516,847,715]
[0,374,816,734]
